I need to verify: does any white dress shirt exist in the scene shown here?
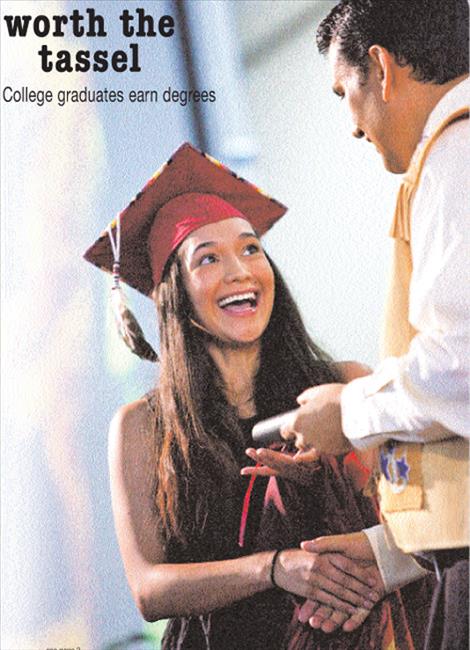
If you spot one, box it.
[341,78,470,449]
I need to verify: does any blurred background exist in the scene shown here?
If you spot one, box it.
[1,1,401,648]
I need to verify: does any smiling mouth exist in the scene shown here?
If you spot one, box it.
[218,291,258,312]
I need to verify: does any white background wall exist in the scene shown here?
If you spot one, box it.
[236,0,402,364]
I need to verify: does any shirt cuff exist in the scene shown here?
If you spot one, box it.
[340,364,396,449]
[363,524,430,593]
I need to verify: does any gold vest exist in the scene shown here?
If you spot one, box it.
[378,107,469,553]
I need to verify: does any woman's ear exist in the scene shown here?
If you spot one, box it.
[368,45,394,103]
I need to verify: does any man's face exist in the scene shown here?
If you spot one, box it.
[329,41,406,174]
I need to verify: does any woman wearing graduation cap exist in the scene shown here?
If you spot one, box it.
[85,144,417,649]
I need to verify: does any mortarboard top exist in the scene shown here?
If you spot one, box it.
[84,142,288,297]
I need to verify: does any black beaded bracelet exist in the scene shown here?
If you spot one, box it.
[270,549,283,588]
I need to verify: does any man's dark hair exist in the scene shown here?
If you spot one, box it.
[317,0,469,84]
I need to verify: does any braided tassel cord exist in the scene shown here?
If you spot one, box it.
[111,281,158,362]
[107,218,158,362]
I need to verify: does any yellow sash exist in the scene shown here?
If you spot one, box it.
[377,107,469,553]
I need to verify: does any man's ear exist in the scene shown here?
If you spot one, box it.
[368,45,394,102]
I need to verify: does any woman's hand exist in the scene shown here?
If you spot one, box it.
[241,447,320,484]
[272,549,381,615]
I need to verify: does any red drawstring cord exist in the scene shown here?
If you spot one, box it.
[238,463,260,548]
[239,447,290,548]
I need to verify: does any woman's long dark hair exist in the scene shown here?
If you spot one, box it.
[153,252,341,552]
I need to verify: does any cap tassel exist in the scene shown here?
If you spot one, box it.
[106,220,158,363]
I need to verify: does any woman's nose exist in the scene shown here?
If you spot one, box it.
[223,256,251,282]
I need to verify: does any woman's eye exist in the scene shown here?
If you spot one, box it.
[243,243,260,256]
[198,253,217,266]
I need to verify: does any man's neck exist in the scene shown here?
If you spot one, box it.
[403,74,468,166]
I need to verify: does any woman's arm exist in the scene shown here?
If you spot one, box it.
[109,401,378,622]
[109,400,270,620]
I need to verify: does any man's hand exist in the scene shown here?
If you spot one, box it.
[280,383,351,455]
[301,531,377,562]
[272,549,380,615]
[334,360,372,382]
[241,447,319,484]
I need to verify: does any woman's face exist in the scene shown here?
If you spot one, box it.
[179,217,275,347]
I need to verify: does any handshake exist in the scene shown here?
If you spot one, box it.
[269,533,383,634]
[243,433,384,634]
[243,360,386,634]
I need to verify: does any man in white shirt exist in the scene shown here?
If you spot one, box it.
[280,1,469,648]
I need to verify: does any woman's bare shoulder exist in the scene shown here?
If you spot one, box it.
[108,397,165,570]
[109,397,155,452]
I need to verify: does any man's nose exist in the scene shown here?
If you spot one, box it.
[353,127,365,139]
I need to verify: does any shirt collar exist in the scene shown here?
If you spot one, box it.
[420,77,470,145]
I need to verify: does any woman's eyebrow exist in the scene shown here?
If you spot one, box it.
[190,232,259,257]
[192,240,216,255]
[192,232,258,255]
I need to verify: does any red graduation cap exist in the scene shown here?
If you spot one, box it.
[84,142,287,296]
